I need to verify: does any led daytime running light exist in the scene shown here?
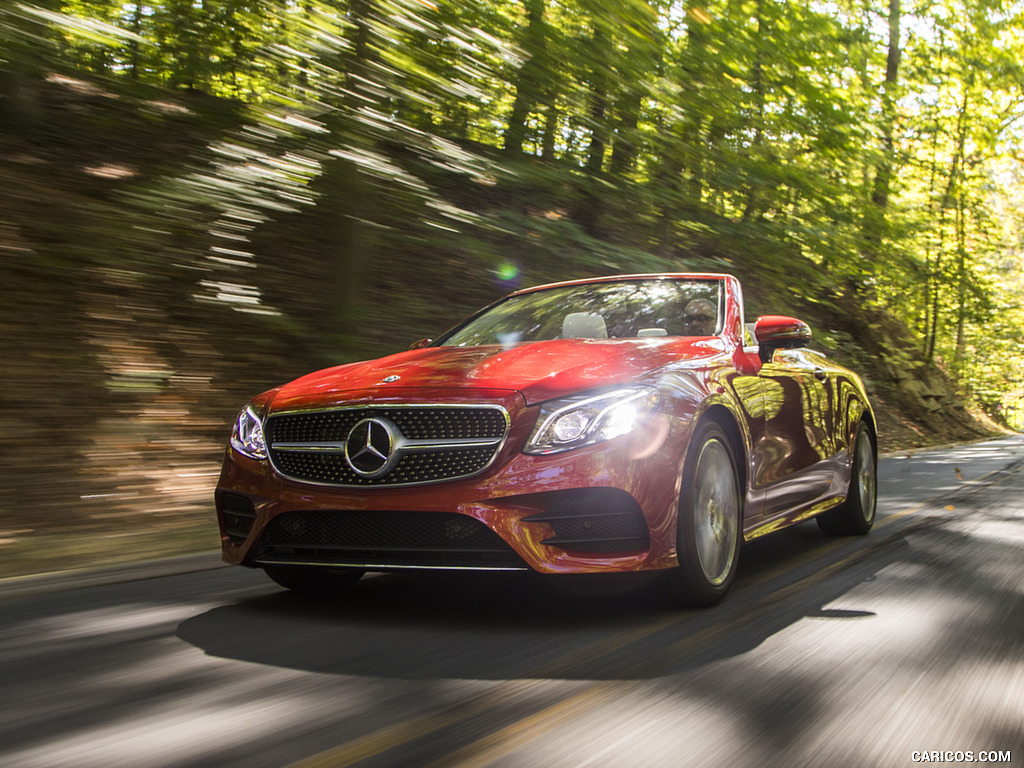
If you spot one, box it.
[231,405,267,459]
[525,387,658,455]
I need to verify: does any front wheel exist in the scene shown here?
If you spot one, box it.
[666,421,743,607]
[817,422,876,536]
[262,564,365,595]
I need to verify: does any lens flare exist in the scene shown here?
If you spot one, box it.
[495,262,520,286]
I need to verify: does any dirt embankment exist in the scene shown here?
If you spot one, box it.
[815,300,1007,454]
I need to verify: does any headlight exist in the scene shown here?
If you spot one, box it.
[524,387,659,455]
[230,405,267,459]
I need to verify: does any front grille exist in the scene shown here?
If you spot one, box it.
[271,445,497,486]
[264,405,508,486]
[255,510,528,570]
[522,489,650,553]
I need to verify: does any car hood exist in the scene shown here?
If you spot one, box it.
[271,337,727,409]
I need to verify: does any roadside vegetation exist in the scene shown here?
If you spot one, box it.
[0,0,1020,578]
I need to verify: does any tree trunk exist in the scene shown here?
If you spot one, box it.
[541,100,558,161]
[584,26,609,176]
[928,80,971,362]
[577,23,610,236]
[954,192,969,366]
[322,0,381,355]
[860,0,901,263]
[503,0,547,156]
[130,1,143,80]
[741,0,766,223]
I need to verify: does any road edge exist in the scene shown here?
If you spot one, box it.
[0,551,229,600]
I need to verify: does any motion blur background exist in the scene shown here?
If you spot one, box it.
[1,0,1022,577]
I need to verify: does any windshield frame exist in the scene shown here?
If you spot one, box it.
[432,277,726,348]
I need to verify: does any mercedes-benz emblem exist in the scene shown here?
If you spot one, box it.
[345,417,400,477]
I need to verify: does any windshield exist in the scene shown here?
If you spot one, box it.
[438,279,722,347]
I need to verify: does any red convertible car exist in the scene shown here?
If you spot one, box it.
[216,273,876,605]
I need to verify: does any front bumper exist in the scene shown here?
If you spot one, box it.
[215,391,685,575]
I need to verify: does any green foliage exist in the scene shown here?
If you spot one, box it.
[3,0,1024,422]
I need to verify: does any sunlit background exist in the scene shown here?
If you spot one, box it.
[1,0,1022,577]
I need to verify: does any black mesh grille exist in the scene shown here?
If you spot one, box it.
[264,406,508,486]
[256,510,526,569]
[550,514,647,545]
[271,445,497,486]
[266,407,507,443]
[523,490,650,553]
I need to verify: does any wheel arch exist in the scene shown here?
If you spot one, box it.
[698,404,748,498]
[860,409,878,455]
[847,396,878,460]
[666,403,746,606]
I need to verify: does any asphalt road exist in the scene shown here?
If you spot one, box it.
[2,436,1022,768]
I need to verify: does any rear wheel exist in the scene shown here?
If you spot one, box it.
[817,422,876,536]
[666,421,742,607]
[262,564,365,595]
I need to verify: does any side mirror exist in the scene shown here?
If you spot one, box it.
[408,338,433,350]
[754,316,811,363]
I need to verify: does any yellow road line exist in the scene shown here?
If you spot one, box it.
[422,683,618,768]
[875,463,1017,530]
[876,502,928,528]
[285,618,681,768]
[287,701,495,768]
[740,536,848,589]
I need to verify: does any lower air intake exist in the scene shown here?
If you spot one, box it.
[255,509,528,571]
[523,489,650,553]
[219,492,257,544]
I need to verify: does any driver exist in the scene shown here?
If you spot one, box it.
[682,298,717,336]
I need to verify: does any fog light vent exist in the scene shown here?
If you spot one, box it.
[522,489,649,553]
[219,492,257,544]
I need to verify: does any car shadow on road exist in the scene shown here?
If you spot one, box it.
[175,521,908,681]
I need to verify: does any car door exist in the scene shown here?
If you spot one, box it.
[756,347,836,516]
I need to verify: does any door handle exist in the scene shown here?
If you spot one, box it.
[814,369,828,382]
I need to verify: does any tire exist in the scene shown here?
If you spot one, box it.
[666,421,743,607]
[817,421,876,536]
[262,564,365,595]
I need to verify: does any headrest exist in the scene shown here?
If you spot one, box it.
[562,312,608,339]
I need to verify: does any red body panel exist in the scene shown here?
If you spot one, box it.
[271,337,723,408]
